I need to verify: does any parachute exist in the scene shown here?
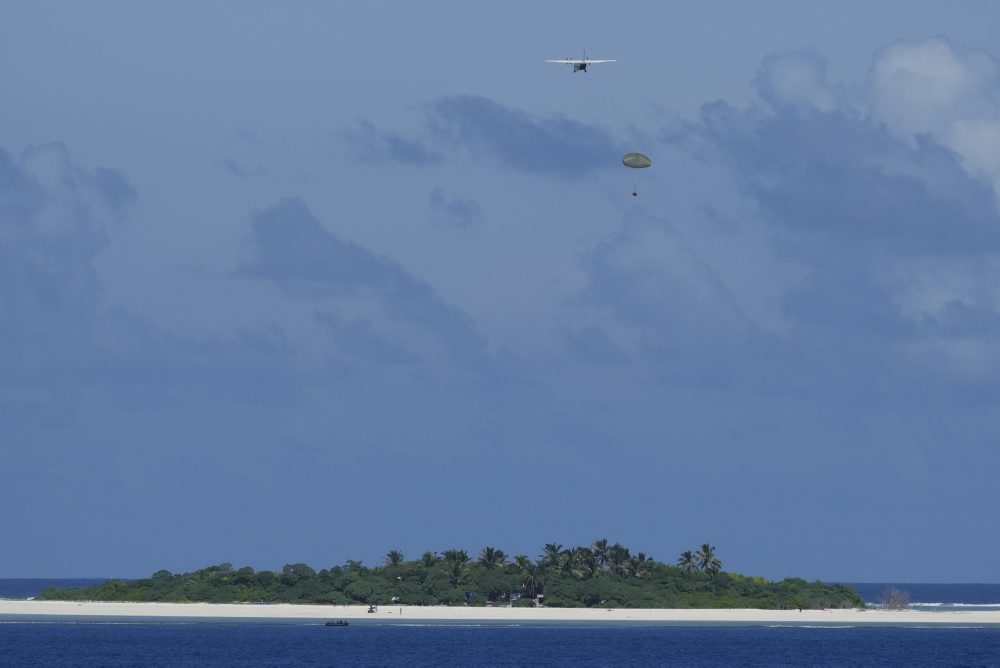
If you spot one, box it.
[622,152,652,169]
[622,152,652,195]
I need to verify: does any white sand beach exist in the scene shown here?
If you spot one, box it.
[3,600,999,626]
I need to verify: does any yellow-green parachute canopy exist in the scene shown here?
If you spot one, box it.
[622,152,652,168]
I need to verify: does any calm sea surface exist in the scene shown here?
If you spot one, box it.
[1,622,999,666]
[3,581,1000,665]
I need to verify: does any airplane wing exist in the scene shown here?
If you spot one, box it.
[545,59,616,64]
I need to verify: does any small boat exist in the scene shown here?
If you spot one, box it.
[325,619,349,627]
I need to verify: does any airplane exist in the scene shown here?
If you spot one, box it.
[545,51,616,73]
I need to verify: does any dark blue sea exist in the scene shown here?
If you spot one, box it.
[2,621,999,666]
[849,582,1000,611]
[3,581,1000,665]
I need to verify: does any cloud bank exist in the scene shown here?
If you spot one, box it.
[344,95,622,178]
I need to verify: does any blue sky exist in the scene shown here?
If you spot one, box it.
[3,1,1000,581]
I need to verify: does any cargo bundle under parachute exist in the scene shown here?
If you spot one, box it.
[622,152,652,196]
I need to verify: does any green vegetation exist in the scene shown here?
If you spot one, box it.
[36,540,863,610]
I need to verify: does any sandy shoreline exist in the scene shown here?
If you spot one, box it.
[2,600,1000,626]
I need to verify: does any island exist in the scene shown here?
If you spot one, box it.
[34,541,863,610]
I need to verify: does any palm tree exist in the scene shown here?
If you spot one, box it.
[577,547,600,579]
[446,559,470,587]
[512,555,537,598]
[696,542,722,574]
[623,554,651,580]
[677,550,698,574]
[442,549,470,564]
[591,539,610,571]
[421,551,439,567]
[540,543,564,571]
[477,546,508,570]
[607,543,631,577]
[384,550,405,568]
[561,547,584,578]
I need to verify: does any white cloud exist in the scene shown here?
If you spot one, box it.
[948,118,1000,194]
[884,255,1000,321]
[0,143,135,372]
[868,37,999,137]
[641,42,1000,390]
[867,37,1000,200]
[755,50,839,113]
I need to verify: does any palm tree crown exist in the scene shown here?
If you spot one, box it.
[442,549,470,564]
[477,546,508,570]
[540,543,564,571]
[696,542,722,574]
[677,550,698,574]
[592,539,610,571]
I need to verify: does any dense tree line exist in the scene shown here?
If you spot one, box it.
[37,540,863,610]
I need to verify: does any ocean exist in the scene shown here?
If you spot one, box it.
[2,581,1000,665]
[849,582,1000,611]
[2,620,999,666]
